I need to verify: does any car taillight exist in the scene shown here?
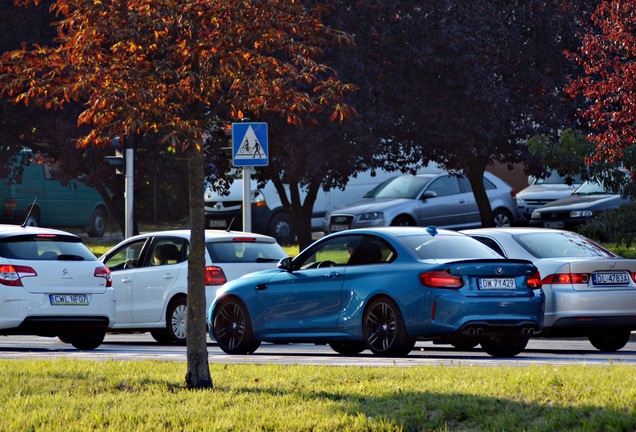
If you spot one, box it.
[5,199,16,209]
[509,189,517,199]
[94,266,112,288]
[542,273,590,285]
[205,266,227,286]
[527,271,543,289]
[0,265,37,287]
[420,270,463,288]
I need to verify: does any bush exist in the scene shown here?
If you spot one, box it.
[578,203,636,247]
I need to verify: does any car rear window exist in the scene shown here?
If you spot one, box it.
[0,234,97,261]
[402,235,504,260]
[206,241,287,263]
[513,232,615,259]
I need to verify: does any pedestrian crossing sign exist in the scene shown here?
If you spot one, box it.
[232,122,269,167]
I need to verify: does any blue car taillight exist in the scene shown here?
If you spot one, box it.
[420,270,463,289]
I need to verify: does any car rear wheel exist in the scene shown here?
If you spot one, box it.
[492,209,513,227]
[166,297,188,345]
[328,341,367,355]
[588,329,632,352]
[213,298,261,354]
[87,208,107,237]
[480,336,529,357]
[150,329,173,344]
[69,330,106,350]
[363,297,415,357]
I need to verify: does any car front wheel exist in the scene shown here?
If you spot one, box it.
[363,297,415,357]
[328,341,366,356]
[213,298,261,354]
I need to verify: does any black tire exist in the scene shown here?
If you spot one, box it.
[87,207,107,237]
[165,297,188,345]
[492,209,513,227]
[328,341,366,356]
[363,297,415,357]
[213,298,260,354]
[150,329,173,344]
[390,216,415,227]
[588,329,632,352]
[58,334,72,344]
[480,336,529,357]
[267,213,295,245]
[69,330,105,350]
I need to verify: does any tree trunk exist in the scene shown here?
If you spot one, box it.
[464,166,494,228]
[185,144,213,389]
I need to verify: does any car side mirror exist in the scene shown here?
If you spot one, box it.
[277,257,293,272]
[421,191,437,200]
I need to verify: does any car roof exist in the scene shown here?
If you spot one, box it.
[0,224,81,240]
[461,227,568,236]
[123,229,279,243]
[335,226,465,238]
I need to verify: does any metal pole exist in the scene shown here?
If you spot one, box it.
[242,166,251,232]
[125,145,134,238]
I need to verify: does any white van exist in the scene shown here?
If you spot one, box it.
[204,166,442,244]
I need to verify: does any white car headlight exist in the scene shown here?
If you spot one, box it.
[569,210,593,218]
[359,212,384,221]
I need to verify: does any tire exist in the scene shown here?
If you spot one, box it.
[24,211,39,227]
[165,297,188,345]
[492,209,513,227]
[87,207,107,237]
[390,216,415,227]
[328,341,366,356]
[267,213,295,245]
[150,329,173,344]
[363,297,415,357]
[588,329,632,352]
[213,298,261,354]
[58,334,72,344]
[69,330,105,350]
[480,336,529,357]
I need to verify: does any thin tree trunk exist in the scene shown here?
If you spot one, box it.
[185,144,213,389]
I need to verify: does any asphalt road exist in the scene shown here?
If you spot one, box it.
[1,333,636,367]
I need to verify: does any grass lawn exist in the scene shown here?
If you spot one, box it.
[1,360,635,431]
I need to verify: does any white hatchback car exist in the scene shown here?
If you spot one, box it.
[99,230,288,344]
[0,224,115,350]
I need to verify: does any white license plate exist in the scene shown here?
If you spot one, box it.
[479,278,516,290]
[330,224,349,232]
[49,294,89,306]
[543,221,564,228]
[592,272,630,285]
[208,219,227,228]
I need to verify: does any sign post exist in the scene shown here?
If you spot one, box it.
[231,122,268,232]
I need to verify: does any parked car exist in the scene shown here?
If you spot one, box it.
[515,171,583,224]
[0,224,115,349]
[204,165,444,244]
[99,230,287,344]
[528,179,631,231]
[462,227,636,351]
[209,226,544,357]
[322,171,517,233]
[0,149,109,237]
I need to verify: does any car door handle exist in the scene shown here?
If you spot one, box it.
[325,272,341,278]
[119,277,132,283]
[163,273,175,280]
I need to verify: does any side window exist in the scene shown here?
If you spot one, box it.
[296,235,364,269]
[348,236,395,265]
[150,240,184,266]
[103,239,148,271]
[470,236,506,257]
[426,176,461,197]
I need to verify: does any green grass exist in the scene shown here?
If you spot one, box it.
[0,360,635,431]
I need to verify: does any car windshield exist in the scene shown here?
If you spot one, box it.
[513,232,615,259]
[401,235,504,260]
[364,176,432,199]
[534,172,583,185]
[573,181,611,195]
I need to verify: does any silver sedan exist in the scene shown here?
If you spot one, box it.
[461,227,636,351]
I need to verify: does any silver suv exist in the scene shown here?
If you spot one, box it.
[323,171,517,233]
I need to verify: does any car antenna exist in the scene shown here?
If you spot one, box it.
[226,217,235,232]
[20,197,37,228]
